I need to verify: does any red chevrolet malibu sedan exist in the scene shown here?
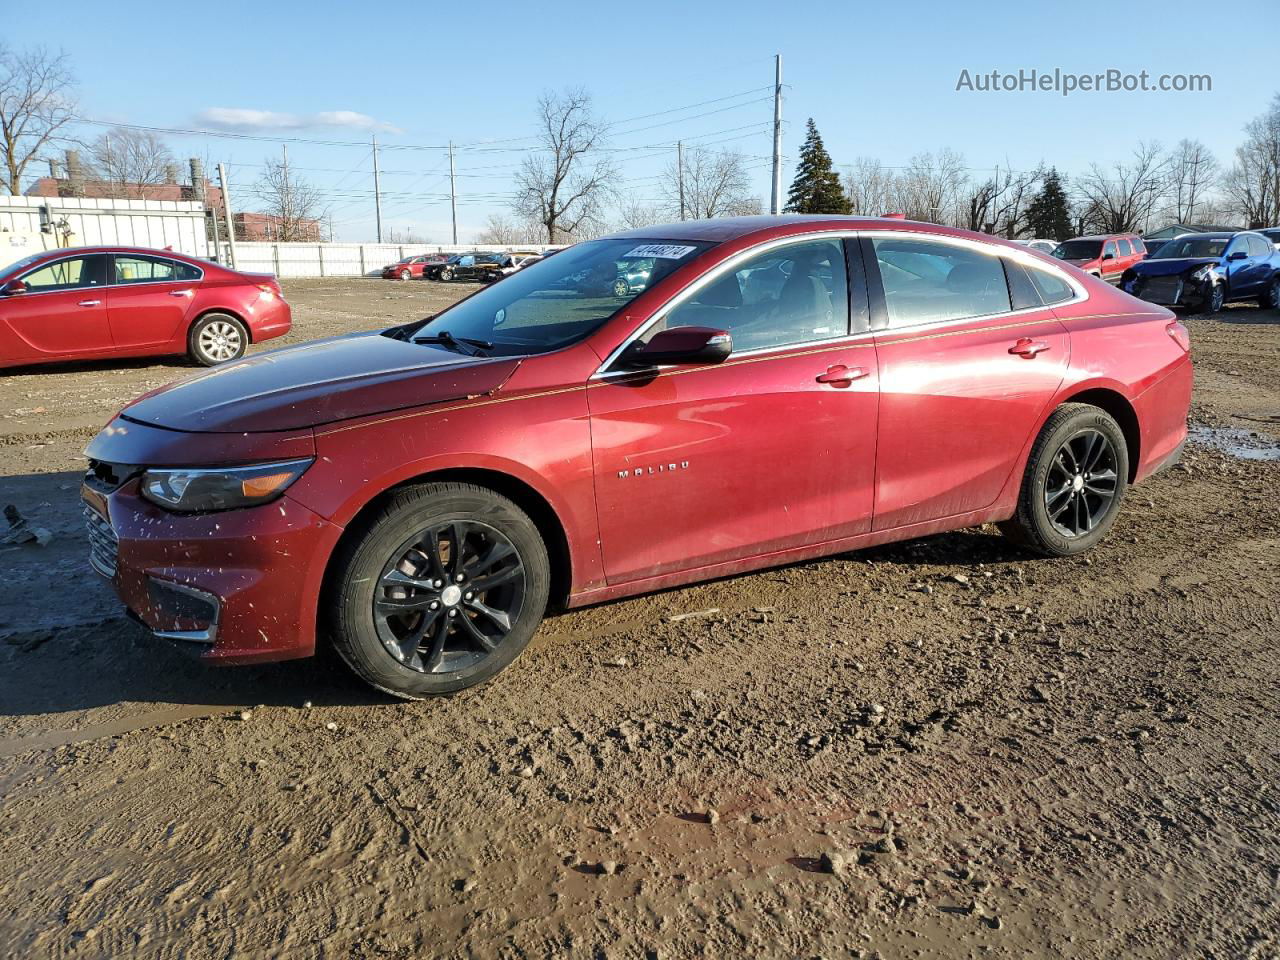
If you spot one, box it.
[0,246,291,369]
[82,217,1192,699]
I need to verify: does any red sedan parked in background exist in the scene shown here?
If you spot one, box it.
[381,253,449,280]
[0,246,291,369]
[82,217,1191,699]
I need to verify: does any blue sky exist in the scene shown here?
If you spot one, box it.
[9,0,1273,241]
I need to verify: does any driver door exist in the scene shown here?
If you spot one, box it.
[588,236,879,585]
[0,254,111,360]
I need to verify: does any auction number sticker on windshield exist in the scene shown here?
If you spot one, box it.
[624,244,698,260]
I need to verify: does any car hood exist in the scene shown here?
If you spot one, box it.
[1132,257,1221,278]
[122,332,521,433]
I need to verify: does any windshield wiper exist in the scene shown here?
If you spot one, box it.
[411,330,494,356]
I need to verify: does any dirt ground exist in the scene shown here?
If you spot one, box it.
[1,277,1278,959]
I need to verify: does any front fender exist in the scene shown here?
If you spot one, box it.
[286,385,604,593]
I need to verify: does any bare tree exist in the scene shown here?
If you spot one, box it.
[252,150,325,241]
[513,89,614,243]
[1223,95,1280,227]
[1074,142,1169,233]
[89,129,175,198]
[842,157,895,216]
[962,164,1043,236]
[477,213,543,245]
[664,146,757,219]
[1164,139,1219,225]
[0,44,76,195]
[894,149,967,224]
[614,197,664,230]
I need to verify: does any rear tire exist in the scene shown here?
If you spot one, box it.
[326,482,550,699]
[1259,275,1280,310]
[188,312,248,366]
[999,403,1129,557]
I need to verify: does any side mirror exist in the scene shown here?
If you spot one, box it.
[1227,250,1247,261]
[1,278,27,296]
[1102,252,1115,261]
[622,326,732,367]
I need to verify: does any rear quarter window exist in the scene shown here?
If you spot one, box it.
[1026,265,1075,305]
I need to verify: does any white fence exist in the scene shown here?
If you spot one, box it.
[227,242,553,278]
[0,195,554,279]
[0,196,212,265]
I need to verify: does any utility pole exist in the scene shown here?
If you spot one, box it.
[372,135,383,243]
[448,141,458,245]
[677,140,686,220]
[217,163,238,270]
[770,53,783,216]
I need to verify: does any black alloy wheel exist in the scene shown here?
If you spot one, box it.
[1042,429,1119,539]
[374,520,525,674]
[999,403,1129,557]
[327,482,550,698]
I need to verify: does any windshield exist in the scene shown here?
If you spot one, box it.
[405,238,714,357]
[1151,236,1229,259]
[0,253,43,277]
[1053,240,1102,260]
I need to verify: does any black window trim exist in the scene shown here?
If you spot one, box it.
[593,229,1088,377]
[13,252,110,295]
[862,232,1070,332]
[11,251,204,297]
[108,252,204,286]
[597,233,861,375]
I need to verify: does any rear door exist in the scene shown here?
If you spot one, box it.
[588,235,879,584]
[0,254,110,360]
[866,234,1070,531]
[1101,238,1123,281]
[1244,235,1274,293]
[105,254,202,348]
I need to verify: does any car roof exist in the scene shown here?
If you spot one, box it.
[22,244,212,261]
[603,214,960,244]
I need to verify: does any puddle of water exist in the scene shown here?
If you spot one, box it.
[1188,425,1280,461]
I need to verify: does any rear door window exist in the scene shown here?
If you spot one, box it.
[870,237,1011,327]
[113,256,201,284]
[1116,238,1133,256]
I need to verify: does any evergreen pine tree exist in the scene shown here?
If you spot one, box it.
[785,119,851,214]
[1025,169,1073,240]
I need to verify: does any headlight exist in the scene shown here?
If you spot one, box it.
[140,458,313,513]
[1190,265,1212,283]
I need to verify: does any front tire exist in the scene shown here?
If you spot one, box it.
[188,313,248,366]
[1204,282,1225,313]
[399,268,412,281]
[439,267,453,282]
[999,404,1129,557]
[327,482,550,699]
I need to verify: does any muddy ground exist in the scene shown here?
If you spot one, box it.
[1,278,1277,959]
